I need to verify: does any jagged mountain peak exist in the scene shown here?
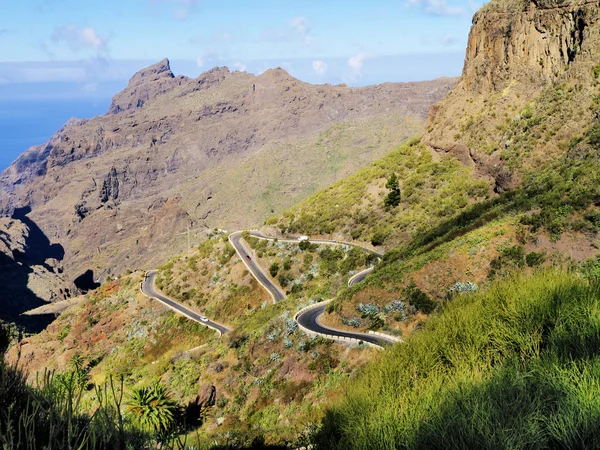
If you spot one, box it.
[109,57,182,114]
[129,58,174,85]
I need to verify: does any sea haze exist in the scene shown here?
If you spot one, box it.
[0,98,111,172]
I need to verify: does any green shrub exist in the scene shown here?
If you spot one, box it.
[314,271,600,450]
[371,232,387,246]
[526,251,546,267]
[404,282,436,314]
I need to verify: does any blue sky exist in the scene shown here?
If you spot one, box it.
[0,0,483,98]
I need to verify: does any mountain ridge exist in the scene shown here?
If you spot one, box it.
[0,60,455,289]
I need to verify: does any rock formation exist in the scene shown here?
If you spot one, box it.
[424,0,600,191]
[0,59,455,284]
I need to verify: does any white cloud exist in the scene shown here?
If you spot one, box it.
[196,50,218,68]
[170,0,200,20]
[289,16,312,45]
[259,16,314,45]
[151,0,200,20]
[312,60,327,75]
[348,52,371,74]
[51,25,108,54]
[406,0,466,16]
[80,82,98,93]
[232,62,247,72]
[216,32,232,41]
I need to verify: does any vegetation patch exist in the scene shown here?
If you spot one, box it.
[314,270,600,449]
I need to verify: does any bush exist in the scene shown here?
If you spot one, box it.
[371,232,387,246]
[405,282,436,314]
[314,271,600,450]
[526,251,546,267]
[384,173,401,209]
[127,383,178,433]
[269,262,279,277]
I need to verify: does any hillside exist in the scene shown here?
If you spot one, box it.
[267,0,600,310]
[0,209,76,331]
[6,0,600,447]
[7,233,383,447]
[0,60,455,288]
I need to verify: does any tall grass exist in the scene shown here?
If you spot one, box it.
[314,270,600,449]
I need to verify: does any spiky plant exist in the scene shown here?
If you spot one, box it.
[126,383,178,433]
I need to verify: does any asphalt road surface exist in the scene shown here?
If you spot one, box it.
[229,231,286,302]
[348,267,375,287]
[141,270,229,336]
[296,302,393,347]
[143,231,395,348]
[249,231,383,257]
[235,232,395,347]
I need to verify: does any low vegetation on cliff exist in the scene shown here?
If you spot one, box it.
[315,270,600,450]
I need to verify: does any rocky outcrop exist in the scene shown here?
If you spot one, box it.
[424,0,600,189]
[109,58,184,114]
[462,0,596,93]
[194,384,217,409]
[99,167,120,204]
[0,60,455,282]
[0,214,75,331]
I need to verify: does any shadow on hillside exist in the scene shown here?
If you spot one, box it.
[0,207,65,333]
[73,269,100,292]
[383,188,531,266]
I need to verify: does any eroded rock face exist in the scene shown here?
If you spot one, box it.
[424,0,600,189]
[194,384,217,409]
[0,216,75,330]
[463,0,594,93]
[109,58,181,114]
[0,60,455,281]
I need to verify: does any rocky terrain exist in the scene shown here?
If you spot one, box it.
[5,0,600,448]
[424,0,600,191]
[0,59,455,288]
[0,209,75,331]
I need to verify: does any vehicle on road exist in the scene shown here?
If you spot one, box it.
[199,316,209,322]
[246,255,251,261]
[297,235,309,242]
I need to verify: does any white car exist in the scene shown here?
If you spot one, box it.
[199,316,209,322]
[297,235,309,242]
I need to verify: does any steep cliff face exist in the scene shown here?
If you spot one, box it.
[424,0,600,190]
[0,214,75,331]
[0,59,456,283]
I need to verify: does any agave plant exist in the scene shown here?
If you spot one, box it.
[126,383,178,433]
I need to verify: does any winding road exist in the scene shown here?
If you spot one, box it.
[230,232,396,347]
[141,232,397,348]
[229,231,286,302]
[141,270,230,336]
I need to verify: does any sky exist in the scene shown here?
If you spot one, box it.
[0,0,483,100]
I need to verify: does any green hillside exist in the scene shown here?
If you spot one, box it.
[314,270,600,450]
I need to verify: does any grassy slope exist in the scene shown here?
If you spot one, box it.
[12,233,384,448]
[315,270,600,450]
[267,73,600,337]
[270,138,489,249]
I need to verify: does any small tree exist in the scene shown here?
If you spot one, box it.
[269,262,279,277]
[127,383,178,434]
[384,173,401,209]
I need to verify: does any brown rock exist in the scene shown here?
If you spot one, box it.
[0,61,455,286]
[194,384,216,409]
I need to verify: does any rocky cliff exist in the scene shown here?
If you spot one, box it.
[0,59,455,284]
[424,0,600,190]
[0,211,75,331]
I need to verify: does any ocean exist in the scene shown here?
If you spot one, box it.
[0,99,111,172]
